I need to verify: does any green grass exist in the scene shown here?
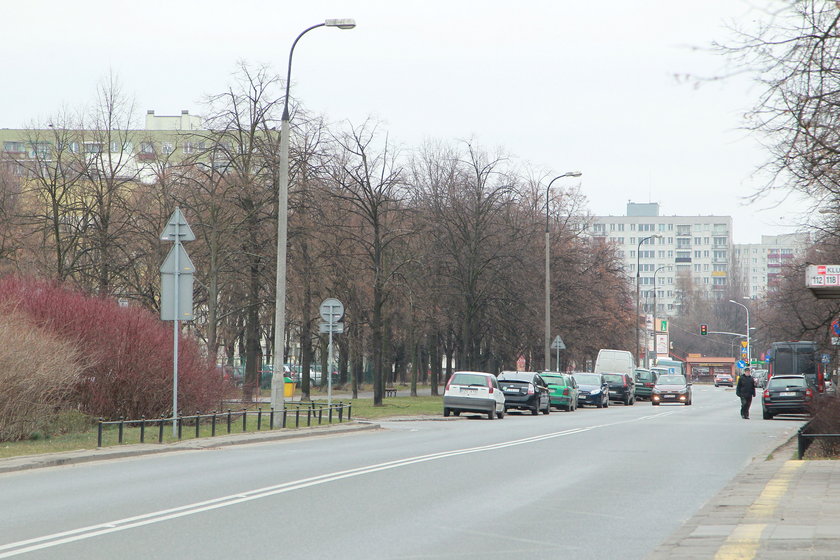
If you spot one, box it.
[0,395,443,459]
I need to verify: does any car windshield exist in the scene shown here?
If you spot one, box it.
[542,375,566,386]
[450,373,489,386]
[635,371,652,382]
[657,375,686,385]
[602,374,623,383]
[498,372,536,382]
[573,374,601,385]
[768,377,806,389]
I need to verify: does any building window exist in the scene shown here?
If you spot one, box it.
[617,223,624,231]
[140,142,155,154]
[83,142,103,153]
[3,141,25,153]
[162,142,174,155]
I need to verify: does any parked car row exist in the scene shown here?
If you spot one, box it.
[443,368,680,419]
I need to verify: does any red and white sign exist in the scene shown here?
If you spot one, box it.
[807,265,840,287]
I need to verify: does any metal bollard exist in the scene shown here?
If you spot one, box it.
[195,411,201,439]
[97,418,104,447]
[257,408,262,431]
[307,408,312,427]
[212,412,217,437]
[227,409,232,434]
[282,409,287,429]
[295,409,300,428]
[339,405,343,422]
[242,408,247,432]
[348,402,352,421]
[140,416,146,443]
[270,408,275,430]
[177,415,183,440]
[158,419,165,443]
[118,417,125,444]
[329,405,333,424]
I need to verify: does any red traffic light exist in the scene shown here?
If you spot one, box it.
[700,324,708,336]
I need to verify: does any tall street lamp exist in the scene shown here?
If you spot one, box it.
[544,171,582,370]
[729,298,751,368]
[651,265,669,367]
[636,234,662,366]
[272,19,356,420]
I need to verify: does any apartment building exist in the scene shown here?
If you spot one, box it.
[591,202,733,316]
[0,109,208,184]
[734,233,810,298]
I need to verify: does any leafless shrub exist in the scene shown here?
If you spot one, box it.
[0,310,82,441]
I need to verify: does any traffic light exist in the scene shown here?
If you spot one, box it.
[700,324,708,336]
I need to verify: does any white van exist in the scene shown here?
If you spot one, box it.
[594,349,636,376]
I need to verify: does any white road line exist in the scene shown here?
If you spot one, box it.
[0,412,673,557]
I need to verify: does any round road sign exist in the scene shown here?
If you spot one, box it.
[319,298,344,322]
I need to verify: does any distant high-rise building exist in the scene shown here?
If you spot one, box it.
[734,233,810,298]
[590,202,733,316]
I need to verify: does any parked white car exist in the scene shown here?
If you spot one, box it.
[443,371,506,419]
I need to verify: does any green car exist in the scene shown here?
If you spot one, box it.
[542,372,579,411]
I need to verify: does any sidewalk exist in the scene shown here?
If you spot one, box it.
[648,437,840,559]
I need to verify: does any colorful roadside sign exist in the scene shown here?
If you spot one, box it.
[737,359,747,368]
[833,319,840,336]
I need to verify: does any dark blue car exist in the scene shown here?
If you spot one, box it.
[572,372,609,408]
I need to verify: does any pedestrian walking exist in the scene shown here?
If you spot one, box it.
[735,367,756,419]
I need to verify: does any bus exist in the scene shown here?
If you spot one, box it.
[766,341,827,393]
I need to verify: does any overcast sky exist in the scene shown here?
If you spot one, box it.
[3,0,809,244]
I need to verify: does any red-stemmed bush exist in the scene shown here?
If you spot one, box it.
[0,276,228,420]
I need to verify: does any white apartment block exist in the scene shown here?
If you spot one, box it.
[734,233,810,298]
[590,203,733,316]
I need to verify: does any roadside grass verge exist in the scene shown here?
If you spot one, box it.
[0,395,443,459]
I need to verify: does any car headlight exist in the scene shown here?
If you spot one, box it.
[652,388,660,394]
[589,389,600,395]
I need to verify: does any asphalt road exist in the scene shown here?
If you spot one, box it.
[0,385,803,559]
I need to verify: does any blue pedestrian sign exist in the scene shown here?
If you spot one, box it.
[736,359,747,368]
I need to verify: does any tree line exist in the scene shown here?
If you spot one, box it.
[0,68,634,405]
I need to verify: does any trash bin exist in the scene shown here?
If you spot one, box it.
[284,377,295,398]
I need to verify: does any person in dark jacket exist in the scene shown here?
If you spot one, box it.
[735,367,756,419]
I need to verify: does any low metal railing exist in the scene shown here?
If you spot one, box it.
[96,401,352,447]
[797,419,840,459]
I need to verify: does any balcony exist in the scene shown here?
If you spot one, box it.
[675,257,692,263]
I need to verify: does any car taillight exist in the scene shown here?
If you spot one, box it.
[764,390,770,398]
[805,388,813,399]
[446,377,453,391]
[623,377,627,387]
[527,384,535,395]
[486,378,494,394]
[645,382,654,387]
[563,388,569,396]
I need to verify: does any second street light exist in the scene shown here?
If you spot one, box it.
[635,234,662,366]
[729,298,751,368]
[271,18,356,422]
[650,265,668,366]
[544,171,582,370]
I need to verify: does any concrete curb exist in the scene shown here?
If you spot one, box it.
[0,422,380,475]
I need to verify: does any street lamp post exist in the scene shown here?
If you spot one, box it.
[650,265,668,367]
[544,171,582,370]
[635,235,662,367]
[729,298,751,368]
[271,19,356,423]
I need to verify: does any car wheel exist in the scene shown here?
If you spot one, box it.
[652,401,660,406]
[497,407,504,419]
[531,406,539,416]
[543,402,550,415]
[453,410,460,416]
[596,400,603,409]
[444,407,450,417]
[763,409,773,420]
[487,407,495,420]
[624,395,631,406]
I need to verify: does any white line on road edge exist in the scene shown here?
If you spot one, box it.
[0,411,673,557]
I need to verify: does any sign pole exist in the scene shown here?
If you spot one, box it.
[172,217,180,435]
